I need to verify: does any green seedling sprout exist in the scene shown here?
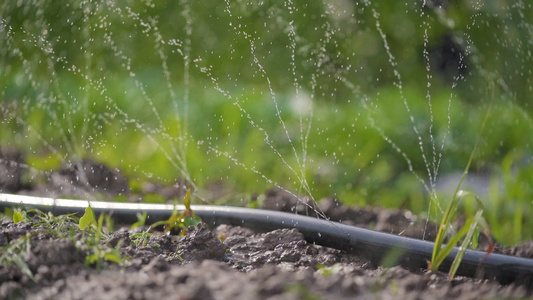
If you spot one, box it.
[4,208,31,223]
[429,88,495,279]
[104,212,115,234]
[13,210,24,223]
[151,189,202,235]
[0,233,34,280]
[3,207,127,276]
[448,196,490,279]
[130,229,153,247]
[79,204,96,230]
[29,209,80,239]
[2,208,79,280]
[131,226,160,248]
[316,264,343,277]
[79,205,126,270]
[83,214,126,270]
[179,189,202,230]
[130,211,148,230]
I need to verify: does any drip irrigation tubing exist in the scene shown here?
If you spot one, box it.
[1,193,532,286]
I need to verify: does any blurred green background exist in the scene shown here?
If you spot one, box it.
[0,0,531,245]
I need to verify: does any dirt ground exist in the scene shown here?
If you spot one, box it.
[1,153,532,299]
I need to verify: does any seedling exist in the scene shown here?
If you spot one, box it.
[130,211,148,230]
[151,189,202,235]
[29,209,79,239]
[2,208,30,223]
[1,207,84,280]
[0,233,34,280]
[316,263,342,277]
[429,88,495,279]
[104,212,115,234]
[170,245,184,262]
[79,205,127,270]
[130,226,160,248]
[79,205,96,230]
[12,210,24,223]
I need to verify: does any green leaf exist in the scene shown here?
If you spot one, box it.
[433,218,474,270]
[448,210,484,279]
[183,215,202,228]
[430,87,494,271]
[79,205,96,230]
[104,252,123,264]
[130,211,147,230]
[13,210,24,223]
[13,255,34,280]
[85,254,98,266]
[183,189,192,211]
[165,213,179,233]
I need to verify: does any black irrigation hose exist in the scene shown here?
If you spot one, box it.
[1,193,532,286]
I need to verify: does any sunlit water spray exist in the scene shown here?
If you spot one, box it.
[1,1,532,240]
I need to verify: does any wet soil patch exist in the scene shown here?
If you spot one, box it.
[2,216,531,300]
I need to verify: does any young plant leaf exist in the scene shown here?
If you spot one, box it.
[448,210,484,279]
[130,211,148,230]
[433,217,474,271]
[12,255,34,280]
[181,212,202,228]
[13,210,24,223]
[104,252,124,264]
[79,205,96,230]
[150,189,202,236]
[430,87,494,273]
[183,189,192,211]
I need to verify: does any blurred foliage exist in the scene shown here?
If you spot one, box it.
[0,0,531,245]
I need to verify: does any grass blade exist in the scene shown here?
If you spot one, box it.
[448,210,484,279]
[430,86,494,272]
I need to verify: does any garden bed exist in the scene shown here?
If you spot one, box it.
[1,156,532,299]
